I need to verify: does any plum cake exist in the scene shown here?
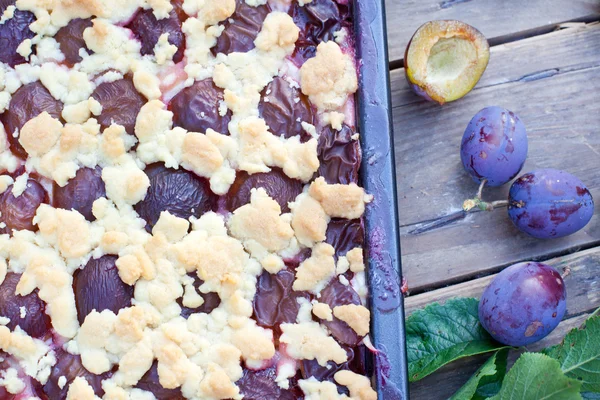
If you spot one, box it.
[0,0,376,398]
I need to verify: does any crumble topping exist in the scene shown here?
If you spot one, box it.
[300,41,358,111]
[311,301,333,321]
[333,304,371,336]
[335,370,378,400]
[280,321,347,366]
[293,242,335,293]
[309,177,370,219]
[290,193,329,247]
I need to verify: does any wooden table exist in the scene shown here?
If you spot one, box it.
[384,1,600,398]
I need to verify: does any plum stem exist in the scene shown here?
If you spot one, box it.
[475,179,487,200]
[590,306,600,320]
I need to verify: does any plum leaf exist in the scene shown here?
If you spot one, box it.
[544,316,600,393]
[406,297,508,382]
[487,353,582,400]
[449,349,508,400]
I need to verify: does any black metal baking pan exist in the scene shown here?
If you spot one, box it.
[354,0,409,398]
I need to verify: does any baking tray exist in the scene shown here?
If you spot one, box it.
[354,0,409,398]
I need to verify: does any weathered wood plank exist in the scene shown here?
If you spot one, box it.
[389,23,600,291]
[384,0,600,63]
[404,246,600,318]
[391,22,600,109]
[409,312,592,400]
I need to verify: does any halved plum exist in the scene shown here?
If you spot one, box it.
[134,163,218,232]
[43,350,110,400]
[0,0,36,67]
[317,124,360,185]
[404,20,490,104]
[91,76,147,135]
[301,345,369,392]
[258,76,314,142]
[1,82,64,159]
[73,255,134,325]
[290,0,351,64]
[178,273,221,318]
[169,79,231,134]
[319,278,362,346]
[325,218,364,258]
[253,270,311,332]
[0,273,51,338]
[135,361,185,400]
[128,8,185,63]
[53,167,106,221]
[0,178,48,234]
[237,366,301,400]
[226,168,303,213]
[54,18,93,66]
[211,0,271,56]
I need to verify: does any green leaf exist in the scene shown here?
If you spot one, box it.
[488,353,582,400]
[406,297,508,382]
[545,316,600,392]
[449,349,508,400]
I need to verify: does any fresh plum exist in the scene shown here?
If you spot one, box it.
[404,20,489,104]
[478,261,566,346]
[460,107,528,187]
[508,169,594,239]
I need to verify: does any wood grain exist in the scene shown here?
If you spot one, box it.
[390,24,600,292]
[404,246,600,317]
[384,0,600,63]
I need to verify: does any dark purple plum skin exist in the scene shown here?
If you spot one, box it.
[0,0,36,67]
[317,124,361,185]
[0,178,48,234]
[301,345,368,391]
[253,269,310,333]
[325,218,364,258]
[460,106,528,187]
[1,82,64,159]
[43,350,110,399]
[478,262,566,346]
[508,169,594,239]
[236,366,301,400]
[91,77,147,135]
[0,273,51,338]
[226,168,304,213]
[319,278,362,346]
[289,0,351,64]
[169,79,231,135]
[73,255,133,325]
[53,167,106,221]
[258,76,314,141]
[178,273,221,318]
[135,361,185,400]
[134,163,218,232]
[128,8,185,63]
[211,0,270,56]
[54,18,93,66]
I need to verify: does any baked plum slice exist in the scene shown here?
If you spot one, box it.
[0,178,48,235]
[317,124,361,185]
[319,279,362,346]
[178,273,221,318]
[128,8,185,63]
[91,77,147,135]
[54,18,93,66]
[325,218,364,258]
[135,361,185,400]
[237,366,301,400]
[169,79,231,134]
[253,269,311,332]
[0,0,36,67]
[73,255,133,325]
[211,0,270,55]
[0,273,51,338]
[226,168,303,213]
[290,0,351,63]
[258,76,314,141]
[134,163,218,232]
[301,345,367,383]
[1,82,64,159]
[43,350,110,399]
[53,167,106,221]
